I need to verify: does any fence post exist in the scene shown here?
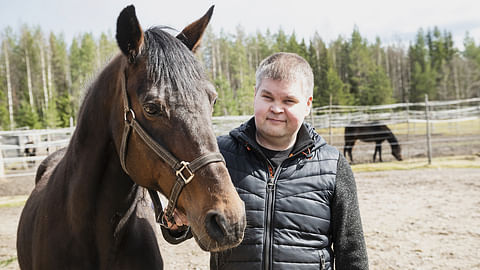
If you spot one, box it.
[0,148,4,177]
[424,94,432,165]
[406,101,410,160]
[329,94,333,145]
[310,106,314,128]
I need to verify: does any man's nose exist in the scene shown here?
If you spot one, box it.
[270,103,283,113]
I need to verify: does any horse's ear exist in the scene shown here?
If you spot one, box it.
[176,5,214,53]
[116,5,144,63]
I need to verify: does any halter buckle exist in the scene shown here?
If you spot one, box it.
[176,161,194,184]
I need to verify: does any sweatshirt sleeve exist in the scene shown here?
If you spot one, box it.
[330,154,369,270]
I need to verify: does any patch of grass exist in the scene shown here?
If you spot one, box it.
[351,155,480,172]
[0,256,17,267]
[0,195,28,208]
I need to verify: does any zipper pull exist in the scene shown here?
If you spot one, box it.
[267,181,275,191]
[266,165,275,190]
[267,180,275,190]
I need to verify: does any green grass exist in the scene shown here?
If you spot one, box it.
[0,256,17,267]
[0,196,28,208]
[352,155,480,172]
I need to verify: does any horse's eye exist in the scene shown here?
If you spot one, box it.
[143,103,161,116]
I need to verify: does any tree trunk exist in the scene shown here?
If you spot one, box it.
[25,49,35,111]
[212,40,217,80]
[453,61,460,100]
[3,41,14,129]
[47,44,53,100]
[216,42,222,76]
[40,43,49,110]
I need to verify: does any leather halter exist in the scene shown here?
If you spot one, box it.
[119,71,225,226]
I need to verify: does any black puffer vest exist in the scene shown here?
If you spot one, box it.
[212,119,340,270]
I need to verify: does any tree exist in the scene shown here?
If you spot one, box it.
[358,66,392,105]
[49,32,73,127]
[98,32,118,66]
[213,75,236,116]
[1,29,15,129]
[15,100,41,129]
[408,29,437,102]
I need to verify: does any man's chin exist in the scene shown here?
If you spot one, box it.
[260,128,285,138]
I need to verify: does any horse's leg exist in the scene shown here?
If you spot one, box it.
[373,142,383,162]
[343,145,351,162]
[344,140,354,162]
[379,144,383,162]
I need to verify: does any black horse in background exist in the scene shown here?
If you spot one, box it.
[344,124,403,163]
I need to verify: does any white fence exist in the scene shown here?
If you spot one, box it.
[0,128,74,177]
[1,98,479,177]
[312,97,480,163]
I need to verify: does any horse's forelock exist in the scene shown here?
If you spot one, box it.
[143,27,207,107]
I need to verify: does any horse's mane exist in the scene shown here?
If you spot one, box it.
[384,126,399,145]
[143,27,207,105]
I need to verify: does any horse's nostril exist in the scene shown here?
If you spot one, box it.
[205,211,227,242]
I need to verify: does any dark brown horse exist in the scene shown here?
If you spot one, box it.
[344,124,402,163]
[17,5,246,269]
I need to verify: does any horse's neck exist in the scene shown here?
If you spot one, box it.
[386,132,398,145]
[60,58,134,223]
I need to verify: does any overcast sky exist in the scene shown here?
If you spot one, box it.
[1,0,479,49]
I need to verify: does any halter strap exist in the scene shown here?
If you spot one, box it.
[119,72,224,226]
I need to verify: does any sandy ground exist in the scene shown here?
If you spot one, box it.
[1,168,480,269]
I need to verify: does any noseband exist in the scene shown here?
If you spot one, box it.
[119,72,224,226]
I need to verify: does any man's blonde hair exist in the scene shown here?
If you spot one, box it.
[255,52,314,97]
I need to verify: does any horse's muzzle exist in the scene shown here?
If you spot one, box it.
[204,210,245,249]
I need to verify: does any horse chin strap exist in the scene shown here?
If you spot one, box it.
[119,72,225,227]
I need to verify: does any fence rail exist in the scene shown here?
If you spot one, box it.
[1,98,479,177]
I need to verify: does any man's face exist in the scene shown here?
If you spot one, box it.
[254,78,312,149]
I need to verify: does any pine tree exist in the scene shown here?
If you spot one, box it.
[409,29,437,102]
[213,75,237,116]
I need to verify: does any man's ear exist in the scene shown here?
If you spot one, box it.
[307,96,313,107]
[176,5,214,53]
[116,5,144,63]
[306,96,313,114]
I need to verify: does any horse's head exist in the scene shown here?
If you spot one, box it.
[111,5,245,251]
[392,143,403,161]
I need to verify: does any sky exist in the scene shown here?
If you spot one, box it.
[1,0,479,49]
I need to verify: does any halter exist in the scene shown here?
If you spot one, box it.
[119,71,225,227]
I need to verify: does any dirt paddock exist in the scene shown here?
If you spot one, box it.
[1,167,480,269]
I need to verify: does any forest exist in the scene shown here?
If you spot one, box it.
[1,25,479,130]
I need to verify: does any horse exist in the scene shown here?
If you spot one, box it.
[23,141,36,157]
[23,140,36,168]
[343,124,403,163]
[17,5,246,269]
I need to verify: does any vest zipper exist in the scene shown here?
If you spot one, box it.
[263,162,283,270]
[320,250,326,270]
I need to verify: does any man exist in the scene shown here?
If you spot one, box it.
[164,52,368,270]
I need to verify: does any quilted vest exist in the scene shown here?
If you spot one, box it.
[212,120,339,270]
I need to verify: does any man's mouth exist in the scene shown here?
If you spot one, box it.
[267,118,285,123]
